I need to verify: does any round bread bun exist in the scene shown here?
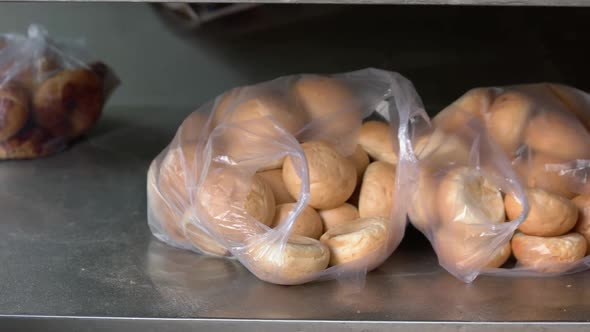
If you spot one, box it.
[437,166,505,226]
[176,111,211,143]
[435,224,512,270]
[358,161,396,219]
[292,76,357,122]
[505,187,578,237]
[514,152,577,199]
[413,128,470,168]
[320,216,389,268]
[572,195,590,254]
[282,140,356,210]
[408,167,440,233]
[158,142,199,210]
[14,55,59,92]
[181,208,230,257]
[319,203,360,232]
[485,91,532,156]
[348,144,370,182]
[257,169,296,205]
[33,68,103,139]
[547,83,590,131]
[524,110,590,160]
[433,88,493,133]
[0,127,61,160]
[358,121,397,164]
[511,232,587,273]
[246,234,330,285]
[271,203,323,239]
[0,84,29,141]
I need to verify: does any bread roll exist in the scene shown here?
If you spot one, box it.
[246,235,330,285]
[293,76,357,121]
[408,167,440,233]
[437,166,505,226]
[0,127,59,159]
[358,121,397,164]
[524,110,590,160]
[358,161,396,219]
[283,140,356,209]
[547,83,590,131]
[271,203,323,239]
[485,91,532,156]
[319,203,360,231]
[33,68,103,138]
[413,129,470,167]
[433,88,493,133]
[257,169,295,204]
[320,217,389,268]
[572,195,590,254]
[505,188,578,237]
[511,232,587,273]
[0,84,29,141]
[14,55,59,91]
[514,152,577,199]
[176,111,211,143]
[348,144,370,182]
[158,143,199,210]
[182,211,230,257]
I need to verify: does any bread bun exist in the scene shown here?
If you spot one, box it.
[0,84,29,141]
[14,55,59,91]
[408,167,440,233]
[572,195,590,254]
[158,143,199,210]
[33,68,103,138]
[358,161,396,218]
[246,235,330,285]
[511,232,587,273]
[182,211,230,257]
[437,166,505,226]
[358,121,397,164]
[176,111,211,143]
[413,129,470,167]
[283,140,356,209]
[0,127,60,159]
[320,216,389,268]
[433,88,493,133]
[485,91,532,156]
[348,144,370,182]
[257,169,296,204]
[271,203,323,239]
[524,110,590,160]
[293,76,357,121]
[318,203,360,231]
[547,83,590,131]
[505,188,577,237]
[514,152,577,199]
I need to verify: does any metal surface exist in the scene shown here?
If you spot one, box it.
[0,106,589,331]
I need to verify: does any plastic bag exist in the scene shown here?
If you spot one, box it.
[407,83,590,282]
[147,68,424,285]
[0,24,119,159]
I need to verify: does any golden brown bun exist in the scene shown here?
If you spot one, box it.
[246,235,330,285]
[33,68,103,138]
[524,110,590,160]
[271,203,323,239]
[0,84,29,141]
[158,143,199,211]
[347,144,370,182]
[485,91,532,156]
[358,161,396,219]
[319,203,360,232]
[511,232,587,273]
[14,55,59,92]
[283,140,356,209]
[408,167,440,233]
[257,169,296,205]
[182,208,230,257]
[243,174,276,227]
[514,152,577,199]
[437,166,505,226]
[358,121,397,164]
[505,188,578,237]
[413,129,470,167]
[433,88,493,133]
[292,76,357,121]
[572,195,590,254]
[0,127,60,159]
[320,216,389,268]
[547,83,590,131]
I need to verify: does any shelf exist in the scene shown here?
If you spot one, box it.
[0,106,588,332]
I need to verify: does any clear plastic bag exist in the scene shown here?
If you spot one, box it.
[147,68,424,285]
[0,24,119,159]
[407,83,590,282]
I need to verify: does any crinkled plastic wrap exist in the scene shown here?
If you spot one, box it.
[407,83,590,282]
[0,24,119,159]
[147,68,424,285]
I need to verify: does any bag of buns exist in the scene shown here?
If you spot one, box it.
[0,24,119,159]
[408,83,590,282]
[147,68,424,285]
